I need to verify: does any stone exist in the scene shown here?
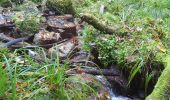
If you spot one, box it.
[48,40,75,58]
[34,30,61,45]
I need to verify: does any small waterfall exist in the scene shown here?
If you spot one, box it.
[96,76,131,100]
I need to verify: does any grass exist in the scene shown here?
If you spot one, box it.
[80,0,170,96]
[0,63,7,97]
[0,0,169,98]
[0,47,100,100]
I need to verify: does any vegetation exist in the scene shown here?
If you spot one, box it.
[146,55,170,100]
[0,48,100,99]
[12,1,41,36]
[0,0,170,99]
[46,0,75,14]
[79,0,169,92]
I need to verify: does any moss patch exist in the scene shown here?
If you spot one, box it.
[146,55,170,100]
[46,0,75,14]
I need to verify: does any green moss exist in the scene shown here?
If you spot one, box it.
[146,55,170,100]
[12,1,41,36]
[15,17,40,36]
[31,0,43,4]
[0,0,12,7]
[46,0,75,14]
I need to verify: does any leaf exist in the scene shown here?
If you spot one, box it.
[157,45,166,52]
[24,92,32,98]
[159,47,166,52]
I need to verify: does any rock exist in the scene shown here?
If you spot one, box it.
[0,8,14,28]
[65,74,111,100]
[34,30,61,45]
[12,1,41,36]
[47,15,77,39]
[0,14,6,25]
[48,40,75,58]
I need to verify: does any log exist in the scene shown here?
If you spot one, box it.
[146,55,170,100]
[81,13,121,34]
[83,69,119,76]
[66,67,120,76]
[5,37,28,47]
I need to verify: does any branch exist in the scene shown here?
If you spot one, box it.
[81,13,121,34]
[66,67,119,76]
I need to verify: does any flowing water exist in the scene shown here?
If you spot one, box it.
[96,76,131,100]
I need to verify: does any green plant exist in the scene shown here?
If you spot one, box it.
[12,1,41,35]
[1,47,99,99]
[81,0,169,94]
[0,0,12,7]
[15,17,40,35]
[144,72,153,96]
[46,0,75,14]
[0,63,7,97]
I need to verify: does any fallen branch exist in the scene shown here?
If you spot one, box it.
[0,33,31,47]
[66,67,119,76]
[81,13,121,34]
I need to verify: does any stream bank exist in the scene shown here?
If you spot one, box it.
[0,0,170,100]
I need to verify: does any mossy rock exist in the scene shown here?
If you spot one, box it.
[0,0,24,7]
[31,0,43,4]
[46,0,75,14]
[146,55,170,100]
[64,74,110,99]
[11,0,24,4]
[0,0,12,7]
[12,1,41,36]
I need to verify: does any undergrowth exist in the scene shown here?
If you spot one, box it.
[0,48,98,99]
[81,0,170,95]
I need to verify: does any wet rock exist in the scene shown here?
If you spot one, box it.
[47,14,73,22]
[48,40,75,58]
[69,51,89,64]
[65,74,111,100]
[105,65,130,96]
[0,10,14,29]
[34,30,61,45]
[106,76,129,95]
[47,15,77,39]
[0,14,6,25]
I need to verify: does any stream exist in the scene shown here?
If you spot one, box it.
[96,76,131,100]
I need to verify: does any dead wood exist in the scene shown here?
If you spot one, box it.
[66,67,119,76]
[0,33,30,47]
[81,13,121,34]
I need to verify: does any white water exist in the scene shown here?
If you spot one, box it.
[96,76,131,100]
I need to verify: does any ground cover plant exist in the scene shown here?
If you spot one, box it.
[78,0,170,96]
